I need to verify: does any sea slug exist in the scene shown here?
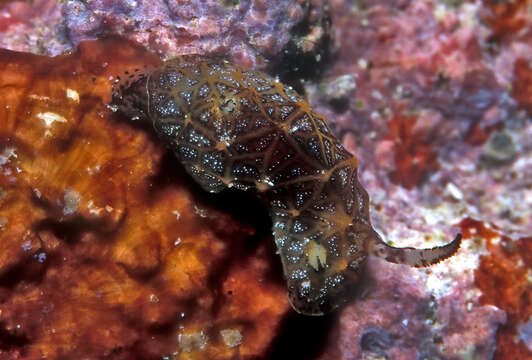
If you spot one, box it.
[111,56,461,315]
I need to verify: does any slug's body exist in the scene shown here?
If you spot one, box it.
[112,56,461,315]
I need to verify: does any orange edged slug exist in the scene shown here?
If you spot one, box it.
[111,56,461,315]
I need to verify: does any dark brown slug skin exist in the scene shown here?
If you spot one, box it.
[111,56,461,315]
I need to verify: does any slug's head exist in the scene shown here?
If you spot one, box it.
[111,67,152,122]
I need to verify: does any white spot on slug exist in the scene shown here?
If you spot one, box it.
[307,241,327,271]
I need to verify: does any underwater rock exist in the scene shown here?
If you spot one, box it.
[0,0,68,55]
[0,39,289,359]
[0,0,531,358]
[61,0,314,69]
[0,0,328,71]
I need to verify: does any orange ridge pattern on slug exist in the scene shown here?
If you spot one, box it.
[111,56,461,315]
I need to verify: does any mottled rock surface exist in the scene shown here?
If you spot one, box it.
[0,0,531,359]
[0,0,327,70]
[309,1,532,358]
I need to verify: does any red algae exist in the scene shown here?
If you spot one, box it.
[386,113,439,189]
[0,39,289,359]
[463,218,532,360]
[482,0,532,39]
[514,58,532,115]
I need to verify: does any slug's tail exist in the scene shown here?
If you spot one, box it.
[369,231,462,267]
[110,66,154,122]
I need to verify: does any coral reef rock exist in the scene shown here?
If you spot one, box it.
[0,39,289,359]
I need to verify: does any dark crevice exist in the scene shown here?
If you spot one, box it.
[202,187,276,317]
[34,216,115,244]
[0,256,48,288]
[269,1,333,94]
[0,215,113,289]
[0,323,29,351]
[264,310,338,359]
